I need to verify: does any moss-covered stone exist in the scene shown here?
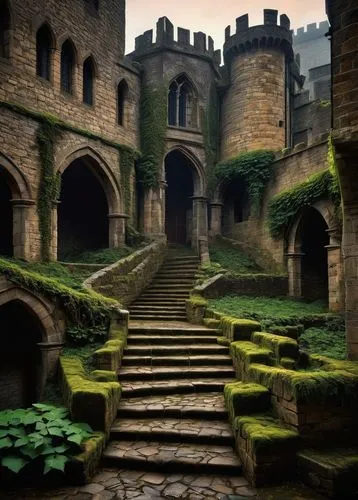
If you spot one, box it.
[91,370,118,382]
[280,357,297,370]
[251,332,299,360]
[266,324,304,340]
[93,326,127,372]
[217,336,231,346]
[224,381,270,422]
[66,432,105,485]
[203,318,221,329]
[186,296,208,324]
[230,341,271,379]
[221,316,261,342]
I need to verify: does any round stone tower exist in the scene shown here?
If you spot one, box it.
[221,9,294,159]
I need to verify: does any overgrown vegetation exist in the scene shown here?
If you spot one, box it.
[209,240,262,274]
[62,344,102,370]
[0,404,93,475]
[138,83,167,188]
[210,150,274,214]
[268,169,340,239]
[61,246,138,265]
[300,327,346,360]
[120,149,136,215]
[202,84,219,193]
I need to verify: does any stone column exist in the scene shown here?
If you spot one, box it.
[210,202,223,236]
[191,196,208,252]
[143,184,166,239]
[286,252,304,297]
[108,213,128,247]
[11,199,35,260]
[326,226,344,313]
[37,342,64,400]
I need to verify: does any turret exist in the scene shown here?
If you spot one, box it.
[221,9,294,158]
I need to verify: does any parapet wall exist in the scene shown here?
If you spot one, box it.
[293,21,330,45]
[133,17,221,65]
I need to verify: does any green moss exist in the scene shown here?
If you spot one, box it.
[211,150,274,214]
[268,168,341,239]
[224,381,270,421]
[187,295,208,306]
[202,83,219,195]
[230,341,271,367]
[300,327,346,360]
[221,316,261,341]
[252,332,299,360]
[208,239,262,274]
[120,149,136,216]
[280,357,297,370]
[217,336,230,346]
[203,318,221,329]
[91,370,118,382]
[265,324,304,340]
[235,415,298,452]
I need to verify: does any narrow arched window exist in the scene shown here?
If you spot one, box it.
[0,0,11,59]
[167,75,197,128]
[83,56,95,105]
[117,80,128,126]
[36,24,53,81]
[61,39,75,94]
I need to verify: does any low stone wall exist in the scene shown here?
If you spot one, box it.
[193,273,288,299]
[84,240,167,306]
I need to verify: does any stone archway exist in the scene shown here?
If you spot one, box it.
[164,148,207,250]
[0,152,34,260]
[286,201,344,311]
[0,285,63,409]
[56,147,124,260]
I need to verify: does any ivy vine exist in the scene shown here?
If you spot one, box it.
[120,149,136,216]
[202,84,219,195]
[211,150,275,214]
[138,83,168,188]
[267,168,341,239]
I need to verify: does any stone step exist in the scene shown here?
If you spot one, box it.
[146,285,192,291]
[165,257,199,263]
[118,366,236,381]
[127,335,219,345]
[110,418,233,445]
[152,277,195,283]
[139,291,190,297]
[132,301,187,307]
[102,440,241,475]
[121,378,235,397]
[130,305,186,311]
[129,314,188,321]
[129,326,219,336]
[124,344,229,355]
[155,271,197,277]
[121,354,233,367]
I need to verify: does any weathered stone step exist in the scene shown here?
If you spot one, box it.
[130,314,187,321]
[139,291,190,296]
[165,257,199,263]
[121,354,233,367]
[124,344,229,355]
[121,378,235,397]
[156,271,197,276]
[130,305,186,311]
[110,418,233,445]
[127,335,218,345]
[132,300,187,307]
[146,285,192,290]
[129,326,218,336]
[102,440,241,475]
[118,366,236,381]
[152,277,195,283]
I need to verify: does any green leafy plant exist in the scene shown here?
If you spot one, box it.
[210,150,274,214]
[120,149,136,216]
[66,324,108,347]
[267,168,340,238]
[300,327,346,360]
[0,404,93,476]
[138,83,167,188]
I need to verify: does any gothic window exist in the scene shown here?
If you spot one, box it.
[36,24,53,81]
[0,0,11,59]
[83,56,95,105]
[61,39,76,94]
[167,75,197,128]
[117,80,128,126]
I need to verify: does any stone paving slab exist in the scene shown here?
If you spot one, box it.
[124,344,229,354]
[129,320,217,330]
[119,393,227,411]
[103,440,241,474]
[121,354,233,366]
[111,418,234,445]
[118,366,235,381]
[121,378,235,397]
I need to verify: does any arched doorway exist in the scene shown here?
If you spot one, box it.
[165,150,195,245]
[0,168,13,256]
[0,300,43,409]
[296,207,329,302]
[58,157,109,259]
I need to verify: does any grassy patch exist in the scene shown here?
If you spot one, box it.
[209,295,328,321]
[60,246,138,265]
[300,327,346,360]
[62,344,102,373]
[209,240,262,274]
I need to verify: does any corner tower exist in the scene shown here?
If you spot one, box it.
[220,9,294,159]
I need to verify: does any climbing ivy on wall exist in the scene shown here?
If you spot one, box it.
[202,84,220,195]
[36,119,61,261]
[138,83,168,188]
[120,149,136,216]
[211,150,275,214]
[267,169,341,239]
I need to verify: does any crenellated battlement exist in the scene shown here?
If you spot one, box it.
[132,17,221,65]
[223,9,293,65]
[293,21,330,45]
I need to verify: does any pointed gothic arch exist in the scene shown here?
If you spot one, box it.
[168,74,198,128]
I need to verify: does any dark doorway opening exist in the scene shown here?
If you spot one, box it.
[0,300,43,409]
[0,171,13,256]
[300,208,329,302]
[165,151,194,245]
[222,179,250,235]
[58,159,109,259]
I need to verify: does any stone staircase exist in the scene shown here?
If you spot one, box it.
[129,252,199,321]
[103,322,242,476]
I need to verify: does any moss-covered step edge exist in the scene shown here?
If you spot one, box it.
[230,341,271,371]
[224,381,270,423]
[59,356,121,436]
[251,332,299,361]
[186,295,208,325]
[93,322,128,372]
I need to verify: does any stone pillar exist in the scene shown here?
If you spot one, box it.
[286,253,304,297]
[37,342,64,400]
[326,226,344,313]
[108,213,128,247]
[11,199,35,260]
[191,196,208,252]
[210,202,223,236]
[143,184,166,239]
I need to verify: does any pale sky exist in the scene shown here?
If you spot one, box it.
[125,0,327,54]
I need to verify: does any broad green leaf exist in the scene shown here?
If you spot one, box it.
[20,444,38,459]
[48,427,63,438]
[8,427,26,438]
[39,445,55,456]
[53,444,69,454]
[23,413,38,426]
[35,421,47,431]
[1,455,28,473]
[73,422,93,433]
[0,429,9,438]
[32,403,55,412]
[44,454,68,474]
[14,437,30,448]
[67,433,83,445]
[0,437,13,449]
